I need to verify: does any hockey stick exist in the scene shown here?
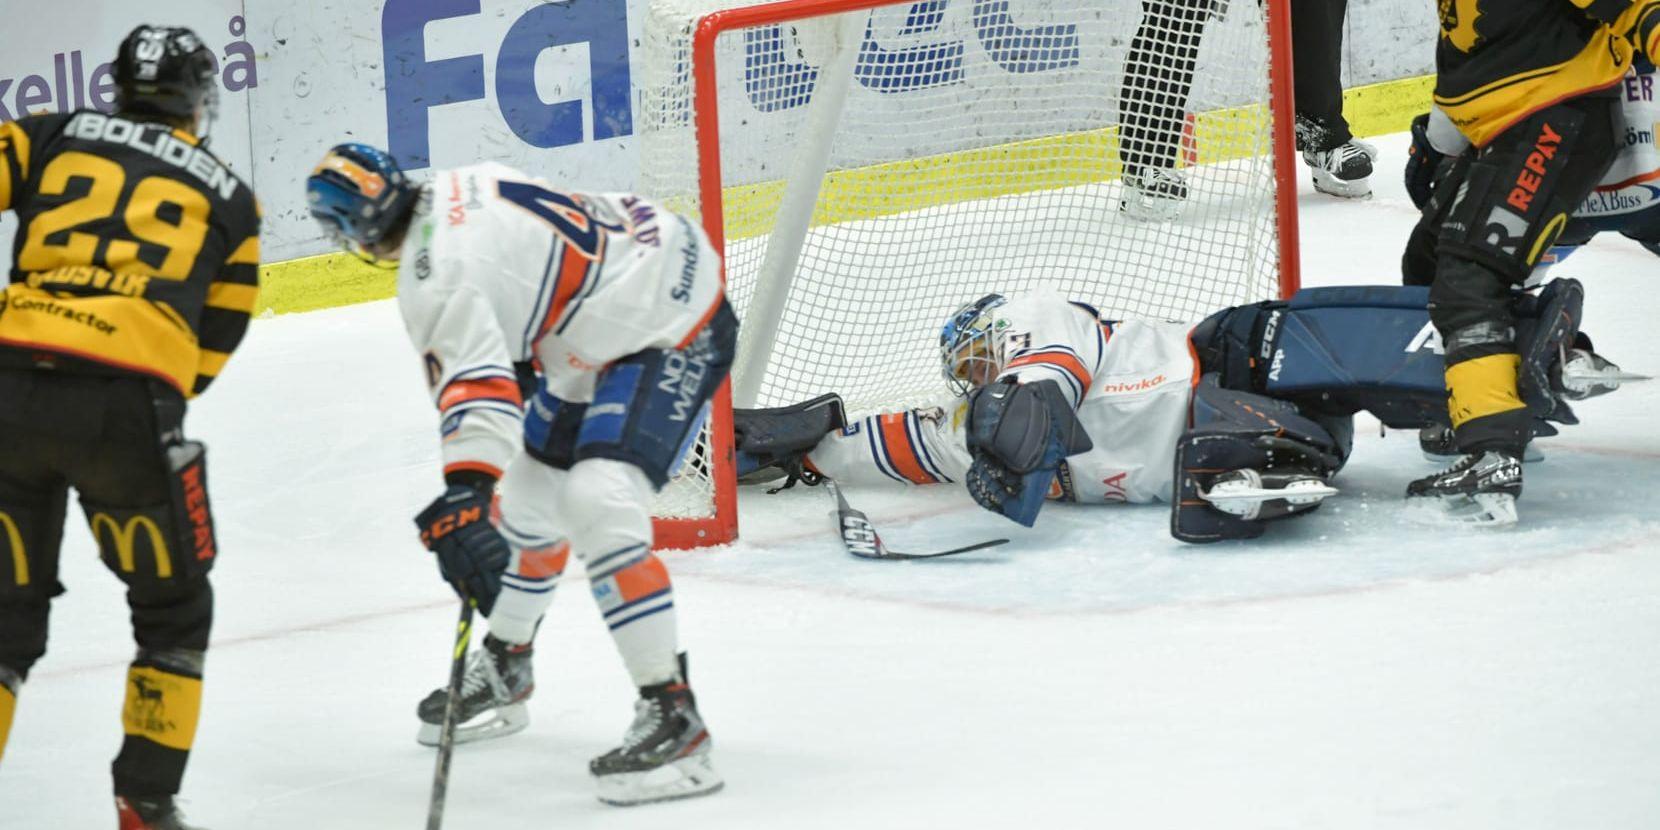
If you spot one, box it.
[426,597,476,830]
[823,477,1009,560]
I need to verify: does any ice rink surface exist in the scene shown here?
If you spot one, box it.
[5,131,1659,828]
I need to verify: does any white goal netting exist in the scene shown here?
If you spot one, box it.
[641,0,1294,536]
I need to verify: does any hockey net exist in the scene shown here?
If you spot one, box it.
[643,0,1299,549]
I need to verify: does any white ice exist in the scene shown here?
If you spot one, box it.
[4,130,1659,829]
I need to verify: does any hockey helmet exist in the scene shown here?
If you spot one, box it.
[306,143,420,261]
[939,293,1008,396]
[114,26,219,130]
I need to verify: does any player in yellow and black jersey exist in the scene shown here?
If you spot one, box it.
[0,25,258,830]
[1400,1,1659,526]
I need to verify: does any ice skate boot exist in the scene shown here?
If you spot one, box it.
[116,796,203,830]
[1120,166,1187,222]
[591,670,722,806]
[1406,450,1522,526]
[1304,139,1376,198]
[416,634,533,746]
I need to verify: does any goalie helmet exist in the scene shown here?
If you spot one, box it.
[939,293,1008,396]
[306,143,420,262]
[114,26,219,130]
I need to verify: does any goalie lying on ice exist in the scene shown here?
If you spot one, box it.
[735,284,1634,541]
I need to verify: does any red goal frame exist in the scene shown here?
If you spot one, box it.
[651,0,1302,550]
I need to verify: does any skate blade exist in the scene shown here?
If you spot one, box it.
[1405,492,1518,527]
[1310,171,1372,199]
[1200,481,1339,504]
[595,753,725,807]
[1120,192,1182,223]
[416,701,529,747]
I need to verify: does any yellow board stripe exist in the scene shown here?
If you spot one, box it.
[255,72,1437,317]
[226,235,260,266]
[207,282,259,314]
[198,348,231,378]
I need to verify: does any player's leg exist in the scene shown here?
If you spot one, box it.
[560,303,737,805]
[1409,92,1621,523]
[1118,0,1210,219]
[0,370,72,767]
[1289,0,1374,197]
[412,390,590,746]
[66,378,215,829]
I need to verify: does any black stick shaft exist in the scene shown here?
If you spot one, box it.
[426,599,476,830]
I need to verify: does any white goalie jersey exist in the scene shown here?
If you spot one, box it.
[806,288,1198,505]
[395,162,724,480]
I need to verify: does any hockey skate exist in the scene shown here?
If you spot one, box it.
[1199,468,1338,521]
[1406,450,1522,526]
[591,675,722,806]
[1559,347,1650,400]
[1120,166,1187,222]
[1303,139,1376,199]
[416,634,533,746]
[116,796,202,830]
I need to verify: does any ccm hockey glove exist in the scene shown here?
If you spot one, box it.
[1403,112,1445,210]
[415,485,511,613]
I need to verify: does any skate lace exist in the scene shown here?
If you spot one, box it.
[1317,143,1368,171]
[620,697,666,752]
[459,648,508,701]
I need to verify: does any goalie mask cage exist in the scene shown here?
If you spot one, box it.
[645,0,1300,549]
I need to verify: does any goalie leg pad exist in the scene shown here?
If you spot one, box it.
[964,379,1093,527]
[1172,377,1344,543]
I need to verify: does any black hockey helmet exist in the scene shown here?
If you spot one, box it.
[114,25,218,126]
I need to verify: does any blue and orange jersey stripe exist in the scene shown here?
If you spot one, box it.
[1004,345,1094,404]
[438,374,522,414]
[862,412,950,485]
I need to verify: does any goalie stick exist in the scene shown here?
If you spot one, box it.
[822,477,1009,560]
[426,597,476,830]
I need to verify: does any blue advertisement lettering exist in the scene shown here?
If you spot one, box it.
[0,16,255,122]
[382,0,633,171]
[742,0,1077,111]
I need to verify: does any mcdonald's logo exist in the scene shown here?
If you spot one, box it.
[90,513,173,579]
[0,511,26,586]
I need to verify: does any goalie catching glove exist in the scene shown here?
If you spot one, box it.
[963,378,1093,527]
[415,485,511,613]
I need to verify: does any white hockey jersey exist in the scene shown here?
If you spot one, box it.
[396,162,724,481]
[806,288,1197,505]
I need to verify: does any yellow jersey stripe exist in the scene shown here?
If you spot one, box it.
[226,235,260,266]
[197,348,231,378]
[0,121,29,212]
[207,282,259,313]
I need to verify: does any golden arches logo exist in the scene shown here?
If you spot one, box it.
[1440,0,1483,53]
[0,512,26,586]
[90,513,173,579]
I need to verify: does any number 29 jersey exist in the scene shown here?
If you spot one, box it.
[0,110,261,397]
[397,162,725,480]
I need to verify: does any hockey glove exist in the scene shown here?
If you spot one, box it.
[415,485,510,614]
[963,379,1093,527]
[1403,112,1444,210]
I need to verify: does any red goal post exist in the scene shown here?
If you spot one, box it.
[646,0,1302,550]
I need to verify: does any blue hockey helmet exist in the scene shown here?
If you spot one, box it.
[939,293,1008,396]
[306,143,419,260]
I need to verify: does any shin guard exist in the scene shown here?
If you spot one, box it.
[114,648,204,796]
